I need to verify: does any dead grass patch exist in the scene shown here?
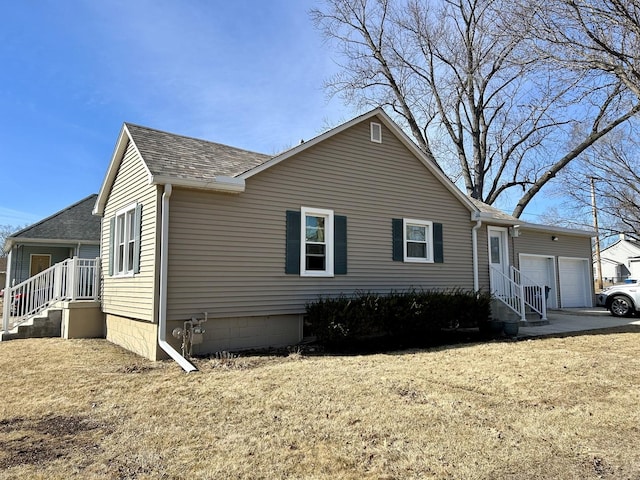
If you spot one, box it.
[0,330,639,479]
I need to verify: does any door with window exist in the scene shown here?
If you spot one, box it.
[488,227,509,295]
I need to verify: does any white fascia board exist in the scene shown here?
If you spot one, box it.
[8,238,100,246]
[520,223,595,237]
[4,238,100,253]
[472,211,594,237]
[150,175,245,193]
[94,124,152,216]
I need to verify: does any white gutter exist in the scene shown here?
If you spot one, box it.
[151,175,245,193]
[472,215,482,292]
[158,184,197,372]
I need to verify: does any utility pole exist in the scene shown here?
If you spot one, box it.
[590,177,604,291]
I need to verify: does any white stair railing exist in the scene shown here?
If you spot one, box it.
[2,257,100,333]
[490,266,526,322]
[511,266,548,321]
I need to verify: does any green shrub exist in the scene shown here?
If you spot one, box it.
[306,289,492,348]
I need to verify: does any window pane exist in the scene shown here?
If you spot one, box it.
[305,244,326,270]
[407,242,427,258]
[117,215,125,243]
[306,216,325,242]
[406,225,426,241]
[128,241,134,271]
[490,236,501,264]
[127,211,135,241]
[306,244,326,255]
[118,245,124,272]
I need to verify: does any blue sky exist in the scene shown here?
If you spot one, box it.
[0,0,353,227]
[0,0,559,230]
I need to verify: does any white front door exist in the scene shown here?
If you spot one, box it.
[488,227,509,294]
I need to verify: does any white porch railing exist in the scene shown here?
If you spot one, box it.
[490,265,526,322]
[489,265,548,322]
[511,266,548,321]
[2,257,100,333]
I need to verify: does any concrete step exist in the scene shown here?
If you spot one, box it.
[1,309,62,340]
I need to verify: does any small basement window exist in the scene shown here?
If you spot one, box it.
[370,122,382,143]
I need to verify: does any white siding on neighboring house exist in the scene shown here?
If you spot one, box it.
[101,141,159,322]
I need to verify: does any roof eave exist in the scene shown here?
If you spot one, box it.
[3,237,100,254]
[150,175,245,193]
[473,212,594,237]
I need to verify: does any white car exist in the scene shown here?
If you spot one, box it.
[597,283,640,317]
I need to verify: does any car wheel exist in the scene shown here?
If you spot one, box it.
[610,295,634,317]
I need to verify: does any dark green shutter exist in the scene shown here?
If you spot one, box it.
[285,210,301,274]
[334,215,347,275]
[108,217,115,276]
[433,222,444,263]
[133,204,142,274]
[392,218,403,261]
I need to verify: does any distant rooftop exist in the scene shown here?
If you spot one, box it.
[5,194,100,251]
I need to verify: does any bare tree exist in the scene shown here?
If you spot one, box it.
[554,124,640,242]
[527,0,640,99]
[0,224,22,257]
[312,0,640,217]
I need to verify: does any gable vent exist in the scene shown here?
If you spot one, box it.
[370,122,382,143]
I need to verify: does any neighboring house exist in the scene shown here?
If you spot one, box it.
[94,109,594,362]
[597,235,640,283]
[3,194,101,289]
[0,257,6,293]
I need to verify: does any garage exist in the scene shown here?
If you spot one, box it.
[558,257,593,307]
[519,254,558,309]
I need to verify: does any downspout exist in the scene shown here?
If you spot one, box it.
[158,184,197,372]
[472,216,482,292]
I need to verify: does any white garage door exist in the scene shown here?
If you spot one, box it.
[519,255,557,309]
[558,257,592,308]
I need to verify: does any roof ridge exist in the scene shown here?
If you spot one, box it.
[124,122,271,158]
[10,193,98,238]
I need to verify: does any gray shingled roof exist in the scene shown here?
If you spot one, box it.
[468,197,518,222]
[10,194,100,242]
[125,123,272,181]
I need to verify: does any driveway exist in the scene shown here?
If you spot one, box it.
[518,307,640,337]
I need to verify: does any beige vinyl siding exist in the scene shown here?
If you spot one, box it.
[512,229,593,263]
[513,229,594,307]
[101,141,159,322]
[166,117,475,321]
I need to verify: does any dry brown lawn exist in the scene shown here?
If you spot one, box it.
[0,327,639,479]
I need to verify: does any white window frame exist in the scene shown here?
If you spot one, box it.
[370,122,382,143]
[113,203,137,277]
[403,218,434,263]
[300,206,334,277]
